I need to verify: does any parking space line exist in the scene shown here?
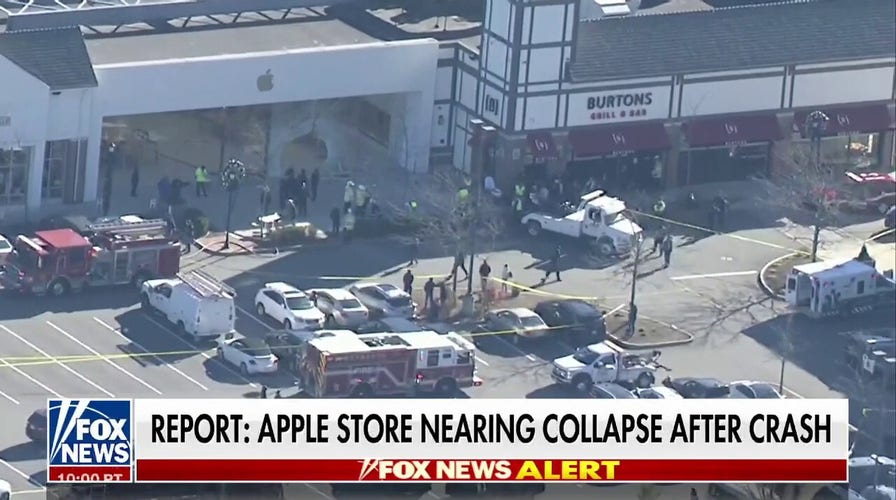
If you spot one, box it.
[236,304,270,329]
[0,386,20,404]
[140,313,258,388]
[302,484,335,499]
[0,358,61,398]
[92,317,209,391]
[475,356,490,366]
[12,489,46,496]
[46,321,162,396]
[0,325,113,397]
[0,457,45,488]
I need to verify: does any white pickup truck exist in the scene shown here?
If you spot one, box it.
[551,341,666,392]
[521,190,642,257]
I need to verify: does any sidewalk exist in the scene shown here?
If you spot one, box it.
[103,115,435,235]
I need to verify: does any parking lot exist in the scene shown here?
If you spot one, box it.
[0,286,302,496]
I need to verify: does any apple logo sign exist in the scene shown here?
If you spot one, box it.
[257,69,274,92]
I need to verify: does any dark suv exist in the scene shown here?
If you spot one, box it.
[26,408,47,443]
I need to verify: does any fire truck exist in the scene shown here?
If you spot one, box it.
[297,330,482,397]
[0,218,180,296]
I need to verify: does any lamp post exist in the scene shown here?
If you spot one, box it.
[466,120,496,297]
[626,223,643,339]
[220,158,246,250]
[804,111,829,262]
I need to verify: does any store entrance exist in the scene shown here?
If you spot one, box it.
[678,143,771,186]
[565,151,664,193]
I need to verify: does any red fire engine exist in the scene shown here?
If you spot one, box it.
[0,218,180,296]
[297,330,482,397]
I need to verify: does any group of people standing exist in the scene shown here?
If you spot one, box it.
[277,167,321,219]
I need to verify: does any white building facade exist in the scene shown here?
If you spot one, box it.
[1,0,894,220]
[434,0,896,189]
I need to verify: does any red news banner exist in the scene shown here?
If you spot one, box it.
[131,399,848,483]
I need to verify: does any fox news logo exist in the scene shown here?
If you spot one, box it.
[48,399,132,466]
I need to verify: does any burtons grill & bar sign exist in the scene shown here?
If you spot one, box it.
[587,92,653,120]
[567,88,670,126]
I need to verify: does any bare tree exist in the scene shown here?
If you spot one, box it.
[199,106,269,172]
[756,114,861,262]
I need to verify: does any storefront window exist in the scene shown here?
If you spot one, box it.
[0,147,31,206]
[792,133,881,172]
[43,140,68,199]
[566,152,666,191]
[678,144,770,186]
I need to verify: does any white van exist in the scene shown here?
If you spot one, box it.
[141,270,236,340]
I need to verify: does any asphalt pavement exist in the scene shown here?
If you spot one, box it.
[1,215,893,498]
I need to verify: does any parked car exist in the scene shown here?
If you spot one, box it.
[729,380,784,399]
[308,288,369,327]
[0,233,12,264]
[254,282,325,330]
[26,408,47,442]
[216,333,278,375]
[483,308,550,343]
[662,377,730,398]
[633,386,683,399]
[349,283,416,318]
[534,299,606,344]
[590,383,637,399]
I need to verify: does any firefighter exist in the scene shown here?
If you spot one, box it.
[456,186,470,206]
[343,181,355,213]
[354,185,368,216]
[343,208,356,243]
[652,197,666,217]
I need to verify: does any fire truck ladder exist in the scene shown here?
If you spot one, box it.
[88,218,169,236]
[177,269,236,298]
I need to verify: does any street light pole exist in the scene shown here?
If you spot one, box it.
[626,225,643,338]
[466,120,496,297]
[220,158,246,250]
[805,110,829,263]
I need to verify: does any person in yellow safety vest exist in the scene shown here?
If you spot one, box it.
[653,197,667,216]
[512,196,524,213]
[406,200,419,215]
[343,181,355,213]
[514,183,526,200]
[342,208,356,243]
[194,165,209,197]
[456,187,470,205]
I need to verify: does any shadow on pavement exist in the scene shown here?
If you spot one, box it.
[526,383,580,399]
[29,469,46,487]
[742,309,896,423]
[113,309,206,366]
[0,288,138,320]
[0,441,45,462]
[201,358,250,386]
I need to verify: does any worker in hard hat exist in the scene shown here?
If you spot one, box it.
[343,181,355,213]
[354,185,368,216]
[343,208,356,243]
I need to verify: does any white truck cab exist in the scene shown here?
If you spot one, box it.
[785,258,895,318]
[141,269,236,340]
[552,341,663,392]
[521,190,642,257]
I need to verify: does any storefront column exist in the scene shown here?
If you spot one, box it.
[25,139,47,220]
[82,116,104,204]
[665,124,683,189]
[879,130,895,170]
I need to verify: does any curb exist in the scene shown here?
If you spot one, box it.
[607,318,696,349]
[758,252,799,301]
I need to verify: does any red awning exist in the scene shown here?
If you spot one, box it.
[793,104,892,136]
[526,132,558,159]
[685,114,782,147]
[568,121,670,158]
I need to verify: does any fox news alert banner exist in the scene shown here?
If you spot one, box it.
[47,398,849,484]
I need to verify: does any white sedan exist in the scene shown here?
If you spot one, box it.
[216,334,278,375]
[349,283,416,318]
[255,282,325,330]
[0,234,12,264]
[632,386,683,399]
[729,380,785,399]
[484,308,550,342]
[307,288,369,327]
